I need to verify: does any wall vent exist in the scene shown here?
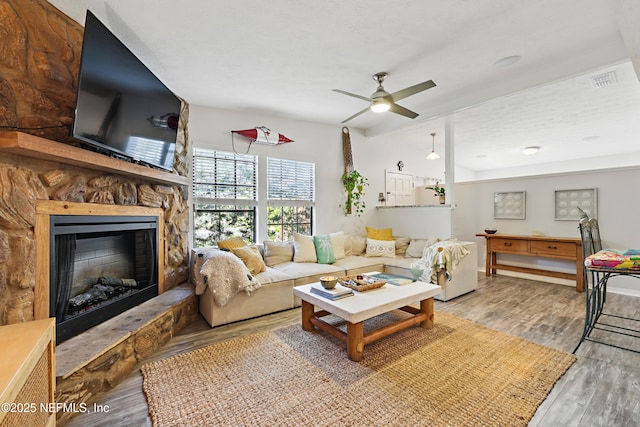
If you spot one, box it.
[590,71,617,88]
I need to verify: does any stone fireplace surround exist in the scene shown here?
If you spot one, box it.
[0,131,197,424]
[0,2,198,421]
[0,131,189,322]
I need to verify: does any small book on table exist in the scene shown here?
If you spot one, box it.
[310,284,354,300]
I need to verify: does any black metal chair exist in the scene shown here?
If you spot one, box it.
[574,217,640,353]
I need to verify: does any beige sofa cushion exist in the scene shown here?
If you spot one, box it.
[263,241,294,267]
[394,236,411,256]
[252,267,293,286]
[348,235,367,256]
[406,237,440,258]
[272,261,343,280]
[329,231,346,260]
[293,232,317,263]
[332,255,384,270]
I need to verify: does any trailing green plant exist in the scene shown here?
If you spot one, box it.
[341,170,369,216]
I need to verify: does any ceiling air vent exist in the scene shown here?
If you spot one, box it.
[590,71,617,88]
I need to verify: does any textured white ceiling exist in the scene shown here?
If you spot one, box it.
[48,0,640,176]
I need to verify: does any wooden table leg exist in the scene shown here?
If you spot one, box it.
[420,297,434,329]
[576,246,585,292]
[301,300,314,331]
[485,249,492,276]
[347,321,364,361]
[490,252,497,275]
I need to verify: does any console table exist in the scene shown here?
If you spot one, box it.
[476,233,584,292]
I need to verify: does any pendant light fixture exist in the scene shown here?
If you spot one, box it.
[426,132,440,160]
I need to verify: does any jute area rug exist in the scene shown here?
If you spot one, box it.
[141,311,576,427]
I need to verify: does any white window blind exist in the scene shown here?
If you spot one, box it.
[193,148,257,205]
[267,158,315,206]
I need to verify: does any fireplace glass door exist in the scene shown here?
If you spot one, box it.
[50,215,159,343]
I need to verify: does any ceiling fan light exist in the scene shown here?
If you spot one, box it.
[370,100,390,113]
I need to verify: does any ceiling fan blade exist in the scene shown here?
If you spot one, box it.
[341,106,371,123]
[389,103,419,119]
[332,89,372,103]
[389,80,436,103]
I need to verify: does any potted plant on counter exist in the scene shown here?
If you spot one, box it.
[426,182,446,204]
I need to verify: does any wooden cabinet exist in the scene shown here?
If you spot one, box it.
[529,241,576,258]
[490,238,528,253]
[477,233,584,292]
[0,318,55,427]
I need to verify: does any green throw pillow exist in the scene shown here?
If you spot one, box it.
[313,235,336,264]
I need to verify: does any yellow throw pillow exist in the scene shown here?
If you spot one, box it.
[231,245,266,275]
[217,237,247,250]
[365,226,393,241]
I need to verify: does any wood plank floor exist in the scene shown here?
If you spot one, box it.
[65,274,640,427]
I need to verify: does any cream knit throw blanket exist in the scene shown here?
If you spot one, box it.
[191,249,261,307]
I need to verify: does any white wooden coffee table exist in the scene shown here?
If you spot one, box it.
[293,275,441,361]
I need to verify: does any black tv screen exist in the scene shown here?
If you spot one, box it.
[73,11,180,171]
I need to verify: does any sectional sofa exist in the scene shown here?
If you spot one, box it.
[191,232,478,327]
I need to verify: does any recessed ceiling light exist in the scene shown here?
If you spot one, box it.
[493,55,522,67]
[476,154,488,158]
[522,146,540,155]
[583,135,600,141]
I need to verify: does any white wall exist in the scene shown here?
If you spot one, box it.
[376,206,452,238]
[348,123,450,231]
[188,105,369,240]
[453,166,640,295]
[188,105,640,295]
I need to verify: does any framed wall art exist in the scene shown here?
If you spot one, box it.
[493,191,526,219]
[555,188,597,220]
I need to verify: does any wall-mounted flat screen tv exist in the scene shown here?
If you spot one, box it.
[73,10,180,171]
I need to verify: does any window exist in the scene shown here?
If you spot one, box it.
[267,157,315,241]
[192,148,256,247]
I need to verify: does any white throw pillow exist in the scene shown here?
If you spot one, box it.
[405,237,440,258]
[293,232,317,263]
[365,238,396,257]
[351,235,367,256]
[329,231,346,260]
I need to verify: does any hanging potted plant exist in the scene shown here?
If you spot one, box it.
[342,170,369,216]
[426,182,446,204]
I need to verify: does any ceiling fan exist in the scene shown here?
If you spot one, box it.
[333,72,436,123]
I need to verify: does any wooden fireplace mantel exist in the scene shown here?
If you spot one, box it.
[0,131,189,186]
